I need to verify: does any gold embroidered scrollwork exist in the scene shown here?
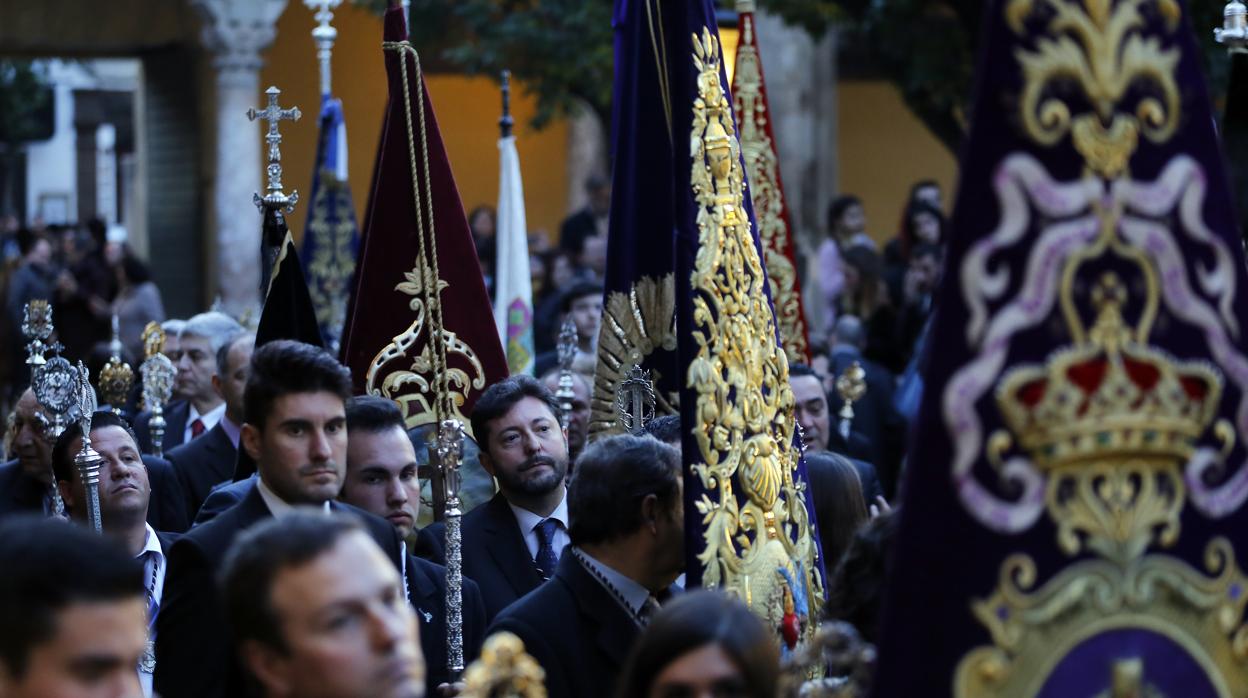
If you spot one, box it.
[687,27,822,638]
[732,14,808,364]
[305,175,357,339]
[590,274,679,438]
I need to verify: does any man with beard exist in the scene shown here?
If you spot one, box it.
[488,434,685,698]
[51,411,181,697]
[459,375,571,621]
[154,340,406,698]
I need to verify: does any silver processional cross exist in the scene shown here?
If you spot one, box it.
[247,86,301,213]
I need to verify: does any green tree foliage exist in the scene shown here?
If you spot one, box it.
[0,60,52,148]
[356,0,1230,152]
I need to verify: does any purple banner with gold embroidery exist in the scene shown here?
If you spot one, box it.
[730,4,810,365]
[875,1,1248,694]
[340,7,507,435]
[597,0,824,656]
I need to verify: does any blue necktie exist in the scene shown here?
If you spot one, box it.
[534,518,561,579]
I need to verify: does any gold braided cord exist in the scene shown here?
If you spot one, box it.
[643,0,673,144]
[381,40,453,422]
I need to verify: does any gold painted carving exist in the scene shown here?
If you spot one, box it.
[732,13,809,364]
[1009,0,1181,177]
[686,27,822,637]
[955,539,1248,696]
[366,265,487,434]
[305,175,357,339]
[589,274,678,438]
[461,632,547,698]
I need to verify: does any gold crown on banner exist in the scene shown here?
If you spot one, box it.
[996,272,1221,473]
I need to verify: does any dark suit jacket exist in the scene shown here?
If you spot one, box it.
[488,553,641,698]
[154,485,406,698]
[166,423,237,520]
[193,475,255,526]
[0,459,50,518]
[134,400,190,455]
[444,493,546,621]
[144,455,190,534]
[826,348,905,498]
[407,554,486,694]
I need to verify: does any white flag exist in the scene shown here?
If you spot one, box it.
[493,135,534,375]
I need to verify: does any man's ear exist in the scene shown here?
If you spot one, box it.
[640,493,660,534]
[211,374,225,401]
[478,449,496,478]
[241,423,262,462]
[241,640,291,697]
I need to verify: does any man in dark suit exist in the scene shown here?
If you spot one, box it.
[557,174,611,266]
[142,454,190,533]
[488,434,685,698]
[0,389,59,518]
[51,410,182,696]
[451,375,573,621]
[790,363,884,503]
[167,331,254,517]
[221,512,426,698]
[135,311,243,455]
[154,340,406,698]
[339,395,486,694]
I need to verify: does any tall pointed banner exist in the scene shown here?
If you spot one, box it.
[875,1,1248,694]
[593,0,822,650]
[301,96,360,349]
[340,6,508,434]
[730,0,810,364]
[301,0,359,351]
[494,72,534,375]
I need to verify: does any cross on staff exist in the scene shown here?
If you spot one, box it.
[248,85,301,212]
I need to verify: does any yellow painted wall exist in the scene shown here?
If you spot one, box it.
[261,4,569,245]
[836,81,958,243]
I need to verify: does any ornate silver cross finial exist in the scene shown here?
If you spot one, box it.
[22,300,52,366]
[248,86,302,213]
[304,0,342,95]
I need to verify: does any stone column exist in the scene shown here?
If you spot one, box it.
[192,0,288,316]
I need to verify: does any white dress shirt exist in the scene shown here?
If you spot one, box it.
[184,402,226,444]
[138,524,166,698]
[508,488,571,564]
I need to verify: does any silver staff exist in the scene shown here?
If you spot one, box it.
[73,362,104,533]
[1217,0,1248,52]
[835,361,867,441]
[99,314,135,415]
[21,299,52,367]
[304,0,342,96]
[437,419,467,679]
[555,318,578,430]
[32,346,76,518]
[139,323,176,458]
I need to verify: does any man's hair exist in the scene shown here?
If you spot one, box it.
[470,375,562,447]
[243,340,353,430]
[216,331,254,376]
[616,590,779,698]
[641,414,682,445]
[180,311,244,355]
[568,434,681,546]
[221,511,366,654]
[345,395,406,434]
[805,451,869,570]
[832,315,866,350]
[51,411,140,484]
[560,281,604,314]
[788,362,821,382]
[0,516,143,677]
[161,318,186,337]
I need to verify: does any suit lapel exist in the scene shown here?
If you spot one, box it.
[481,494,544,596]
[559,554,639,667]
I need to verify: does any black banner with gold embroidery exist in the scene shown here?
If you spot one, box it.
[596,0,823,654]
[875,1,1248,694]
[339,6,507,435]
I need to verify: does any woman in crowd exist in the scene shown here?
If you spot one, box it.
[618,590,780,698]
[883,199,945,306]
[112,252,165,361]
[817,195,876,330]
[824,510,900,645]
[805,451,870,571]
